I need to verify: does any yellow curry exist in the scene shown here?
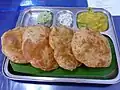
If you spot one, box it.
[77,8,108,32]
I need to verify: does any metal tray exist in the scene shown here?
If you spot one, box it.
[2,6,120,84]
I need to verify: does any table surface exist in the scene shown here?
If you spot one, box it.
[0,0,120,90]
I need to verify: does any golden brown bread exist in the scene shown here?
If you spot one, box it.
[30,44,59,71]
[22,25,58,71]
[1,27,28,63]
[49,26,73,49]
[54,45,81,71]
[71,29,111,67]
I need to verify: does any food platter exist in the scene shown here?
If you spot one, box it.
[2,6,120,84]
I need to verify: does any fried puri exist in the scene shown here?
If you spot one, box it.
[22,25,58,71]
[54,46,81,71]
[30,44,58,71]
[49,26,73,49]
[1,27,28,63]
[71,29,111,67]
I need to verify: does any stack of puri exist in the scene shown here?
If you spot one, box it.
[1,26,58,71]
[1,25,112,71]
[49,26,81,71]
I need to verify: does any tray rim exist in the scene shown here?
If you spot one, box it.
[2,6,120,84]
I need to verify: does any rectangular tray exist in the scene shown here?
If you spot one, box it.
[2,6,120,84]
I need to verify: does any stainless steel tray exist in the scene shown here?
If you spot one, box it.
[2,6,120,84]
